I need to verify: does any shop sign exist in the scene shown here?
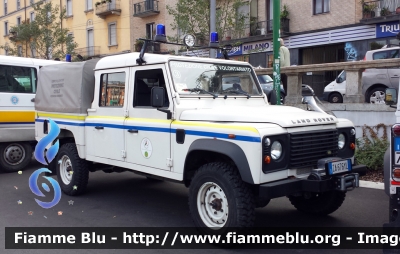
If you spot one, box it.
[216,45,242,58]
[376,21,400,38]
[242,41,273,54]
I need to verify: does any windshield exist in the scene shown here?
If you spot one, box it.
[169,61,262,96]
[257,74,273,84]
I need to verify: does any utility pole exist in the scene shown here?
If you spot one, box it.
[273,0,281,105]
[210,0,216,58]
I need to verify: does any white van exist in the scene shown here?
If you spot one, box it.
[0,56,62,172]
[323,46,400,104]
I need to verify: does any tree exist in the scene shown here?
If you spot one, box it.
[1,1,78,59]
[166,0,248,44]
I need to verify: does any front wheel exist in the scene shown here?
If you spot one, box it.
[188,162,255,233]
[288,191,346,215]
[56,143,89,196]
[0,142,32,172]
[328,93,343,103]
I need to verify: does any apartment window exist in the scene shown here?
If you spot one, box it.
[4,47,8,55]
[16,17,21,26]
[30,12,35,22]
[108,22,117,46]
[313,0,329,14]
[66,0,72,16]
[86,0,92,11]
[4,0,7,15]
[17,0,20,10]
[30,0,34,5]
[146,23,154,40]
[17,45,22,56]
[4,21,8,36]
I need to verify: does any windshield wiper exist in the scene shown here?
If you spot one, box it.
[223,89,251,99]
[183,88,219,99]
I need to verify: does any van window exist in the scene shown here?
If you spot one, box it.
[99,72,126,107]
[0,65,37,93]
[373,49,399,60]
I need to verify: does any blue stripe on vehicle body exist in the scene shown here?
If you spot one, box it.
[36,118,261,143]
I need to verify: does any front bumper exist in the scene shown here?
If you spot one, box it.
[322,92,330,101]
[258,164,366,200]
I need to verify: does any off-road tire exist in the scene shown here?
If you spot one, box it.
[56,143,89,196]
[288,191,346,215]
[188,162,255,233]
[0,142,32,172]
[328,93,343,103]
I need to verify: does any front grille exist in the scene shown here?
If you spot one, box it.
[289,130,338,169]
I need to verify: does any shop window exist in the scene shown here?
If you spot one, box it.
[99,72,125,107]
[370,40,386,50]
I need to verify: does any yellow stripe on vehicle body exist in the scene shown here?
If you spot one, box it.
[37,112,86,121]
[173,120,259,133]
[0,111,35,122]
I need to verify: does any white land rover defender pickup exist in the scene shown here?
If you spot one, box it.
[35,51,364,231]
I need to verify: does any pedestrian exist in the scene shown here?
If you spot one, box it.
[279,38,290,91]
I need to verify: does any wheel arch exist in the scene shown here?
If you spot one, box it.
[365,83,387,97]
[183,139,254,186]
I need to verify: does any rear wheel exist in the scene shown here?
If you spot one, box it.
[367,87,385,104]
[188,162,255,233]
[0,142,32,172]
[56,143,89,196]
[328,93,343,103]
[288,191,346,215]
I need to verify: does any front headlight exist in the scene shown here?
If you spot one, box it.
[338,133,345,149]
[271,141,282,160]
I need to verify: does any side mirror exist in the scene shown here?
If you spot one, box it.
[151,87,165,108]
[269,90,277,105]
[385,88,397,106]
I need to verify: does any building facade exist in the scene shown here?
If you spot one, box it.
[0,0,132,59]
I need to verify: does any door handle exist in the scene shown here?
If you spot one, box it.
[31,98,35,102]
[95,126,104,130]
[128,129,138,133]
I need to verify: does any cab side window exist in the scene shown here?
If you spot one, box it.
[99,72,126,107]
[134,69,169,107]
[0,65,37,93]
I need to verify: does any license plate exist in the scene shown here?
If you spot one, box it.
[327,159,351,175]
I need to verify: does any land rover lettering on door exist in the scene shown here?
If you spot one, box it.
[35,53,363,232]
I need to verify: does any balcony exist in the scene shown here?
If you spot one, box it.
[133,0,159,17]
[360,0,400,24]
[224,18,290,41]
[75,46,100,58]
[95,0,121,19]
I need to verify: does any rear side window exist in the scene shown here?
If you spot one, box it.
[99,72,126,107]
[0,65,37,93]
[373,49,399,60]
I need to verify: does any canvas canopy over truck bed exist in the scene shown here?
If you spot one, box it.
[35,59,99,114]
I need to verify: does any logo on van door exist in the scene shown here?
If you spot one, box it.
[10,95,19,105]
[141,138,153,158]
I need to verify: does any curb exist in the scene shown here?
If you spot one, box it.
[359,180,384,190]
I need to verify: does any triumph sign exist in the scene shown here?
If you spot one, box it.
[376,21,400,38]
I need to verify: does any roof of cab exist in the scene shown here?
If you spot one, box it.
[95,52,251,70]
[0,55,63,66]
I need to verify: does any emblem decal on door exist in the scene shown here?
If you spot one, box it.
[11,95,19,105]
[141,138,153,159]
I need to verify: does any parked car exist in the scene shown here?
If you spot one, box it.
[257,74,286,104]
[323,46,400,104]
